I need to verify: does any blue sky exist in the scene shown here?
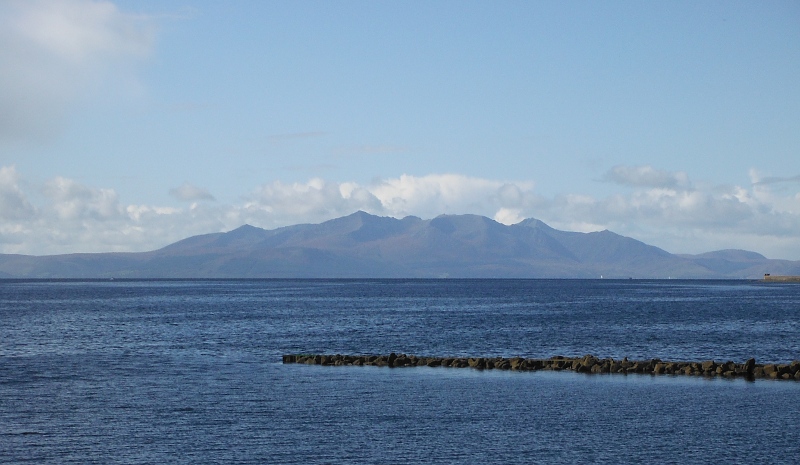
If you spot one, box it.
[1,0,799,259]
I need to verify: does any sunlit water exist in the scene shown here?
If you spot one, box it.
[2,279,799,463]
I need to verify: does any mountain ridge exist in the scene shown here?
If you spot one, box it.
[1,211,798,279]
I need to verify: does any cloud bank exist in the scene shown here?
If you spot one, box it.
[1,165,799,259]
[0,0,154,144]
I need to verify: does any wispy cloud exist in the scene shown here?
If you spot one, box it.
[752,174,800,185]
[333,145,410,156]
[268,131,327,141]
[166,101,214,113]
[283,163,338,173]
[603,165,690,189]
[169,183,215,202]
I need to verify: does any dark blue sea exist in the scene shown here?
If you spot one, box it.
[2,279,800,464]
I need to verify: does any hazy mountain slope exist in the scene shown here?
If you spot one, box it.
[509,218,711,277]
[0,253,144,279]
[679,249,800,278]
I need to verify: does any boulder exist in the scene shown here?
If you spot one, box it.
[745,358,756,372]
[527,359,544,370]
[701,360,716,372]
[581,355,598,369]
[790,361,800,375]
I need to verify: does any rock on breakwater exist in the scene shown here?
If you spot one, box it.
[282,353,800,381]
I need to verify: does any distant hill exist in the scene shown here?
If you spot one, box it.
[1,211,798,279]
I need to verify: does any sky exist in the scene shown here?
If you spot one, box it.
[1,0,799,259]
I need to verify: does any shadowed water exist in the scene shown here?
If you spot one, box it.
[2,279,799,463]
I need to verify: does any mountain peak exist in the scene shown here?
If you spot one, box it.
[207,223,270,248]
[515,218,556,232]
[347,210,375,219]
[225,224,267,238]
[230,224,263,233]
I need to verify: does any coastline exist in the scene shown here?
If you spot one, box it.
[284,353,800,381]
[763,274,800,283]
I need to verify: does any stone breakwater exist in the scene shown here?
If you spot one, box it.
[283,353,800,381]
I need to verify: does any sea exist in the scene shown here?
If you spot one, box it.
[1,279,799,464]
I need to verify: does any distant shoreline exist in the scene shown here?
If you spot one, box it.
[0,277,778,282]
[763,274,800,283]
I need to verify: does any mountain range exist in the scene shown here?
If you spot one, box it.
[1,211,798,279]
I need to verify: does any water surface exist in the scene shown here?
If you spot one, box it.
[2,279,799,463]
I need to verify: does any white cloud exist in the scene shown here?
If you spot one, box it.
[42,176,122,220]
[1,166,799,259]
[368,174,538,219]
[0,0,155,143]
[238,178,383,229]
[0,166,36,220]
[169,183,215,202]
[234,174,541,231]
[493,208,523,225]
[0,167,225,253]
[11,0,152,62]
[537,169,800,257]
